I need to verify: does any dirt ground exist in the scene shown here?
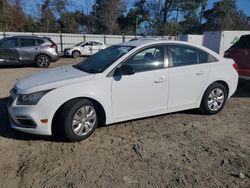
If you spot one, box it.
[0,58,249,188]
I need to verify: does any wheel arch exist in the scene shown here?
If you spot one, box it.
[72,50,81,56]
[200,80,230,106]
[51,97,106,135]
[35,53,51,62]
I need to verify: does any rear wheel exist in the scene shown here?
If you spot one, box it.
[72,50,81,58]
[199,83,228,115]
[36,55,50,68]
[59,99,98,142]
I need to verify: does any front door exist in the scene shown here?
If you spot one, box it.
[111,45,169,121]
[0,38,19,64]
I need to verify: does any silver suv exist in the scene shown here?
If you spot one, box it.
[0,36,59,68]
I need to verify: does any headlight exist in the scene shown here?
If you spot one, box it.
[17,90,51,105]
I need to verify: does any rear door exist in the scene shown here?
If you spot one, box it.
[81,42,92,55]
[167,45,210,110]
[91,42,103,54]
[18,38,40,63]
[0,38,19,64]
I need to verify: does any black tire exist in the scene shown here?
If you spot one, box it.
[199,82,228,115]
[35,55,51,68]
[72,50,81,58]
[59,99,98,142]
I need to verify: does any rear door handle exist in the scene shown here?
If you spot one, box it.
[154,76,166,83]
[196,71,205,76]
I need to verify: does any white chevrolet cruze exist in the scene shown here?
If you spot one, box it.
[8,40,238,142]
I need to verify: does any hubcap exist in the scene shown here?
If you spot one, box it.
[38,56,49,67]
[72,106,96,136]
[207,88,225,111]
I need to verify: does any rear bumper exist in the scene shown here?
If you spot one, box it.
[50,54,60,62]
[239,69,250,80]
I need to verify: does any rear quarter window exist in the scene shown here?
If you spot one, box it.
[198,49,218,63]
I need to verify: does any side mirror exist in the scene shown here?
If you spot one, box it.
[119,65,135,75]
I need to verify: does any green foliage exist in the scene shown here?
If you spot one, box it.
[203,0,249,31]
[0,0,249,35]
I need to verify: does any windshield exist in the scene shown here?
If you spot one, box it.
[75,42,84,46]
[76,45,134,73]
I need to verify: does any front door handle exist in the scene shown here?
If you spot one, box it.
[154,76,166,83]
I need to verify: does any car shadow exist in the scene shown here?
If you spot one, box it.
[233,79,250,98]
[0,97,64,142]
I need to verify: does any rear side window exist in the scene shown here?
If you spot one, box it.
[20,38,36,47]
[169,45,198,66]
[92,42,103,46]
[169,45,218,66]
[37,39,45,45]
[0,38,18,48]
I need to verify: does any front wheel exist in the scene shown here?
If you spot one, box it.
[199,83,228,115]
[59,99,98,142]
[72,50,81,58]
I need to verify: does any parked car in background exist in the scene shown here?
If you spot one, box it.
[224,34,250,80]
[64,41,106,58]
[0,36,59,68]
[8,40,238,142]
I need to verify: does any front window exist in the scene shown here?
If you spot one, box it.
[0,38,18,48]
[76,45,134,73]
[122,45,165,73]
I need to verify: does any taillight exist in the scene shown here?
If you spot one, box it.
[233,63,239,72]
[50,43,57,49]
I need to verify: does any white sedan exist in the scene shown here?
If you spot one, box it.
[8,40,238,142]
[64,41,106,58]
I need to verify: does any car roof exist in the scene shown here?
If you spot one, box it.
[117,39,221,60]
[5,35,50,40]
[118,40,195,47]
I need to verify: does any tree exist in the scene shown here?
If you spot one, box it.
[118,0,149,35]
[203,0,249,31]
[37,0,68,33]
[58,11,89,33]
[90,0,125,34]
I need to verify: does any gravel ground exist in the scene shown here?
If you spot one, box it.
[0,58,249,188]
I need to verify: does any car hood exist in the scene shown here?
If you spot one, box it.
[15,65,95,94]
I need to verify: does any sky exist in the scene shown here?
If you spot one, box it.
[24,0,250,17]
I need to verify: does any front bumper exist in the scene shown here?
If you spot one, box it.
[7,93,52,136]
[64,50,72,56]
